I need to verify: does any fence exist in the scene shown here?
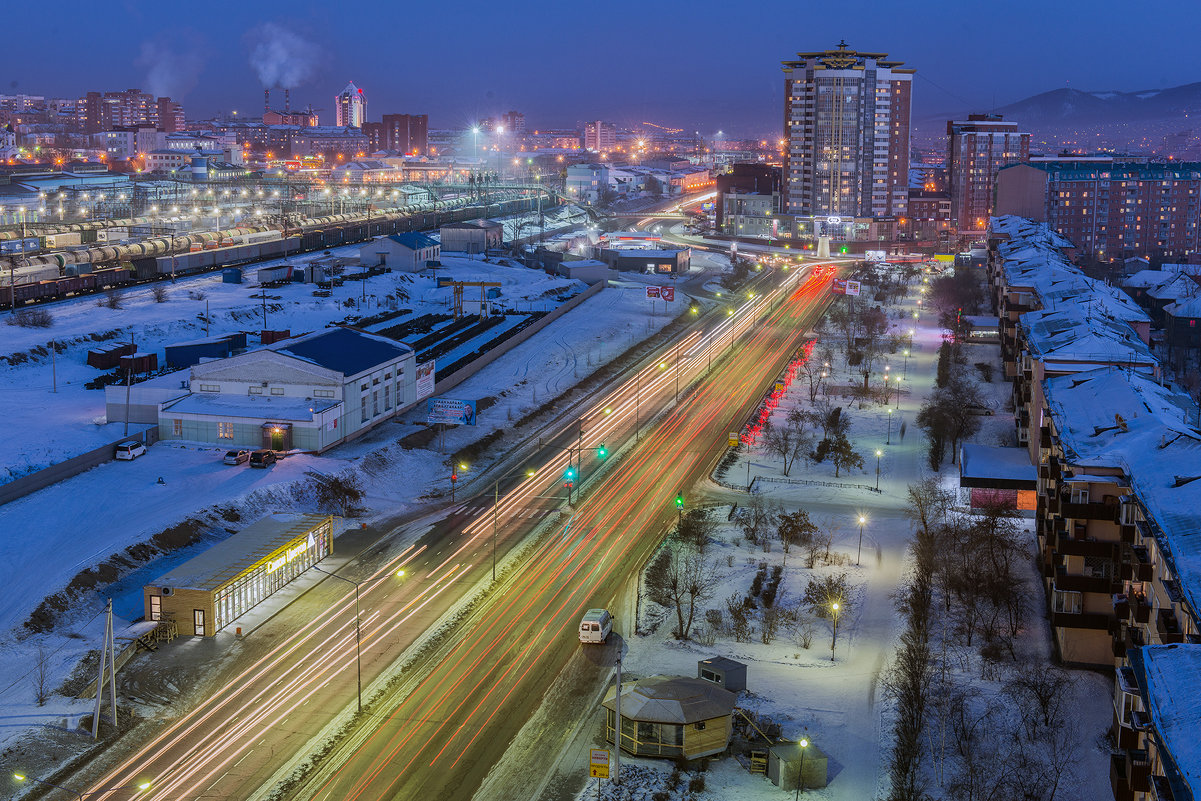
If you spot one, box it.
[752,475,880,494]
[0,426,158,507]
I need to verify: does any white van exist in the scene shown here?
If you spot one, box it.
[114,441,147,460]
[579,608,613,644]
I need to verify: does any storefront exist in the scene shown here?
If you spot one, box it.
[144,513,334,636]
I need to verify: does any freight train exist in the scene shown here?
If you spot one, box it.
[0,191,547,308]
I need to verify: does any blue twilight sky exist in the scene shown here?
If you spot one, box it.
[7,0,1201,136]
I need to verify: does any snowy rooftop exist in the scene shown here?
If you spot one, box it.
[165,393,341,421]
[149,513,331,592]
[1019,307,1155,366]
[602,676,737,724]
[1135,644,1201,798]
[959,443,1036,484]
[1043,367,1201,614]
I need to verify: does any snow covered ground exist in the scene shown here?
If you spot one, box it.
[572,284,1110,801]
[0,274,692,754]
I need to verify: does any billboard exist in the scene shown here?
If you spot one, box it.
[427,397,477,426]
[831,278,861,296]
[645,286,661,298]
[864,250,886,263]
[660,287,675,302]
[416,360,436,400]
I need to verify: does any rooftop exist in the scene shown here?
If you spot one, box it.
[386,232,439,250]
[275,326,413,378]
[1134,644,1201,799]
[164,392,341,421]
[149,514,333,592]
[601,676,738,724]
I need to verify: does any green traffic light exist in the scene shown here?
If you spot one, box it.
[674,491,684,509]
[597,444,607,459]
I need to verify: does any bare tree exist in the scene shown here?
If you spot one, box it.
[776,508,818,556]
[737,495,777,547]
[658,546,718,640]
[762,408,813,476]
[799,352,830,402]
[34,645,49,706]
[311,472,365,517]
[150,284,169,303]
[675,508,717,555]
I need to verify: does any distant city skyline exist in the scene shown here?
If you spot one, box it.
[7,0,1201,136]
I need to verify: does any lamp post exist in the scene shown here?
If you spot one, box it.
[492,467,536,582]
[857,515,866,566]
[794,737,809,798]
[887,408,893,445]
[13,772,150,800]
[830,602,841,661]
[875,450,882,492]
[311,565,362,713]
[903,348,910,378]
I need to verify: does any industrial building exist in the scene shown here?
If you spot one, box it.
[440,219,503,254]
[143,514,333,636]
[362,232,440,271]
[159,327,417,453]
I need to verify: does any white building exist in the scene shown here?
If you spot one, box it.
[362,232,440,271]
[159,327,416,453]
[335,81,367,128]
[583,120,616,152]
[440,219,503,254]
[566,164,610,203]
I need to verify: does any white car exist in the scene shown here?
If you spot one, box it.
[114,441,147,460]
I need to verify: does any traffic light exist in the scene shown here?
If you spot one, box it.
[674,491,684,510]
[597,443,607,459]
[840,246,848,254]
[565,467,576,481]
[451,472,457,482]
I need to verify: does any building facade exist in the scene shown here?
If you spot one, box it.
[946,114,1030,231]
[781,41,912,221]
[583,120,616,153]
[335,81,366,128]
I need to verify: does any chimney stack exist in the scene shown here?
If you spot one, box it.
[285,88,291,114]
[264,88,270,114]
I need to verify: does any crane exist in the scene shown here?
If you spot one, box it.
[437,279,503,318]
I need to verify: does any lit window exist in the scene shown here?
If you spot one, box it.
[218,422,234,439]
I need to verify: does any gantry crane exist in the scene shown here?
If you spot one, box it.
[438,279,503,318]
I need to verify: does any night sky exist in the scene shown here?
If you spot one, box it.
[9,0,1199,136]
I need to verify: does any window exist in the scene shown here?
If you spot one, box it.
[270,388,284,396]
[149,594,161,621]
[314,389,336,398]
[199,384,220,392]
[361,395,368,422]
[218,421,234,439]
[1052,588,1082,614]
[694,721,707,730]
[249,386,263,394]
[172,419,182,437]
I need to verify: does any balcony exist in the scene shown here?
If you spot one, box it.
[1120,524,1137,544]
[1054,565,1118,595]
[1111,752,1134,801]
[1060,501,1120,523]
[1113,593,1130,621]
[1157,608,1184,644]
[1055,533,1118,559]
[1131,593,1153,625]
[1051,610,1111,630]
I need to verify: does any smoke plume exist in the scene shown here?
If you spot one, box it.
[137,32,206,100]
[247,23,323,89]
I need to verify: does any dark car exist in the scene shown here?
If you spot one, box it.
[249,449,277,468]
[966,403,995,416]
[223,449,250,466]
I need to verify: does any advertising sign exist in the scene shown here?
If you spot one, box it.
[589,749,610,779]
[728,432,740,447]
[660,287,675,302]
[865,250,886,263]
[416,360,436,400]
[831,278,862,296]
[427,398,477,426]
[845,279,861,296]
[645,286,661,299]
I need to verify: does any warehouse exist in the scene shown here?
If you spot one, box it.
[143,514,333,636]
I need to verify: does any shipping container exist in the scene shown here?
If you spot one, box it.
[88,342,136,369]
[222,267,243,284]
[260,329,291,345]
[119,352,159,374]
[256,264,294,285]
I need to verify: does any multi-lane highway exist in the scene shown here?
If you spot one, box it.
[81,264,834,801]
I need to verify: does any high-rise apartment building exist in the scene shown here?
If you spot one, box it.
[363,114,428,154]
[946,114,1030,231]
[77,88,176,134]
[781,41,913,220]
[583,121,616,153]
[335,82,366,128]
[501,111,526,134]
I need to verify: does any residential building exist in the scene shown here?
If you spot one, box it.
[76,89,181,134]
[335,81,366,128]
[715,164,780,233]
[1120,645,1201,801]
[583,120,616,153]
[362,232,440,271]
[566,163,610,203]
[157,97,185,132]
[995,159,1201,260]
[159,327,417,453]
[946,114,1030,231]
[781,41,913,222]
[366,113,428,155]
[501,111,526,134]
[1164,291,1201,372]
[293,126,370,159]
[905,189,952,241]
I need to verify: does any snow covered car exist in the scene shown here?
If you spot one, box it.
[114,441,147,460]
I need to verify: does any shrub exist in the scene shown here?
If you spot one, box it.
[6,309,53,328]
[689,775,706,792]
[150,284,169,303]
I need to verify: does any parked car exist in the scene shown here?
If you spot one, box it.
[223,449,250,466]
[966,403,994,416]
[578,608,613,644]
[114,441,147,460]
[249,449,276,468]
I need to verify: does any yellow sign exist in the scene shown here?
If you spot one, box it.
[728,432,740,447]
[589,748,610,779]
[266,542,309,574]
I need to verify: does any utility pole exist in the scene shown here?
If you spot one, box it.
[614,651,622,785]
[50,340,56,392]
[92,599,117,738]
[122,336,134,438]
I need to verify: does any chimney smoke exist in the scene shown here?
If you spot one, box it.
[264,88,270,114]
[285,88,290,114]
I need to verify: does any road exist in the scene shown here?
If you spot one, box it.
[78,265,832,801]
[294,269,835,801]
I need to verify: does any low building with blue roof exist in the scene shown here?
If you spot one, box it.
[160,327,417,453]
[361,232,440,271]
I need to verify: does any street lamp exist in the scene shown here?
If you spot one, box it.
[492,468,536,582]
[887,408,893,445]
[794,738,809,798]
[857,515,866,566]
[830,602,841,661]
[902,348,910,378]
[875,450,882,492]
[310,565,362,713]
[13,773,150,800]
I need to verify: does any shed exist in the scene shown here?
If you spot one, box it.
[697,656,747,692]
[119,352,159,375]
[165,332,247,369]
[364,232,441,271]
[88,341,136,369]
[959,442,1037,514]
[767,739,829,791]
[222,267,243,284]
[602,676,737,760]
